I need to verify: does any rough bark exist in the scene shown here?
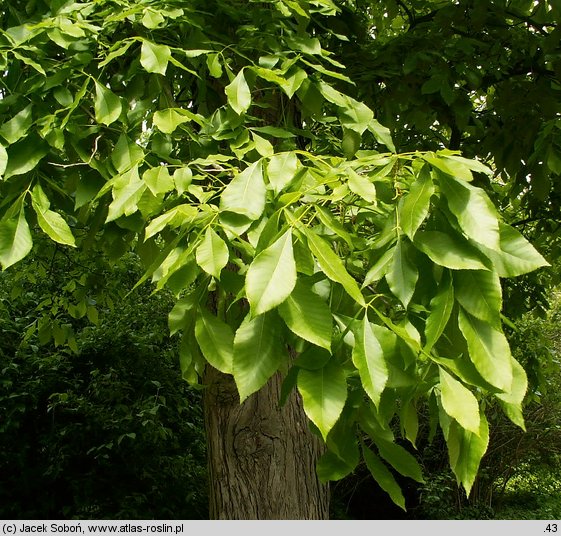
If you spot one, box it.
[203,365,330,520]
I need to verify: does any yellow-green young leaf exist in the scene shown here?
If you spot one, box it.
[439,368,480,434]
[438,174,500,250]
[267,152,299,193]
[478,222,550,277]
[362,446,406,511]
[233,312,284,402]
[303,228,365,306]
[173,167,193,194]
[195,308,234,374]
[140,40,171,75]
[375,439,425,483]
[0,208,33,269]
[225,69,251,115]
[252,133,274,157]
[458,308,513,392]
[143,166,174,195]
[367,119,396,152]
[399,166,435,240]
[195,227,229,279]
[106,167,146,222]
[0,104,33,144]
[414,231,490,271]
[246,229,296,315]
[94,81,122,126]
[220,160,266,220]
[347,168,377,203]
[141,9,164,28]
[36,210,76,246]
[445,415,490,495]
[298,360,347,441]
[424,270,454,352]
[424,153,475,182]
[351,315,389,408]
[0,144,7,178]
[496,356,528,430]
[386,238,418,309]
[206,53,223,78]
[278,279,333,350]
[454,270,502,327]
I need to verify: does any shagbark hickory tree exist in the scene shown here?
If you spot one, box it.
[0,0,550,519]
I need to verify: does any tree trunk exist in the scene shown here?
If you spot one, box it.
[203,365,330,520]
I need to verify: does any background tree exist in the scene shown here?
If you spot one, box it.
[0,0,552,519]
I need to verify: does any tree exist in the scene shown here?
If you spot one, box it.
[0,0,550,519]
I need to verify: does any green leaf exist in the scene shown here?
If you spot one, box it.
[367,119,396,152]
[386,238,418,309]
[317,450,356,482]
[0,208,33,270]
[106,166,146,222]
[362,446,406,511]
[195,308,234,374]
[220,160,266,220]
[347,168,377,203]
[352,315,389,407]
[4,137,48,179]
[225,69,251,115]
[438,174,500,250]
[294,346,331,370]
[363,247,395,287]
[140,40,171,75]
[339,97,373,134]
[111,134,144,173]
[195,227,229,279]
[496,357,528,430]
[314,205,354,249]
[478,222,550,277]
[233,312,284,402]
[246,229,296,315]
[375,440,425,483]
[36,210,76,246]
[414,231,490,271]
[424,271,454,352]
[444,414,490,495]
[267,152,299,193]
[454,270,502,327]
[439,368,480,434]
[0,104,33,144]
[399,166,435,240]
[153,108,203,134]
[303,228,365,306]
[458,308,513,392]
[94,81,122,126]
[298,360,347,441]
[278,279,333,350]
[143,166,174,195]
[0,144,7,178]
